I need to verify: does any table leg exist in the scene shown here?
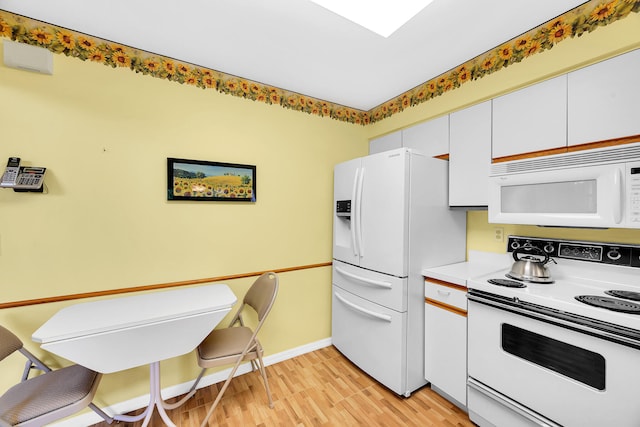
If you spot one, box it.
[113,362,177,427]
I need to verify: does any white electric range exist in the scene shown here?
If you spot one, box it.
[466,236,640,427]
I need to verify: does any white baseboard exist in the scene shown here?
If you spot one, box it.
[52,338,332,427]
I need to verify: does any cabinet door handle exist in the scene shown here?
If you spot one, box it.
[437,289,451,296]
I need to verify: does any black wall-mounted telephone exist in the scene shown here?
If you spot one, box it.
[1,157,47,191]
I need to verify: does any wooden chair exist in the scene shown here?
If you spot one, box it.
[0,325,112,426]
[163,272,279,426]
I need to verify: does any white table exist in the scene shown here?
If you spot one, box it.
[32,284,237,426]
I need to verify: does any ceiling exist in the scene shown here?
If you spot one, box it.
[0,0,587,111]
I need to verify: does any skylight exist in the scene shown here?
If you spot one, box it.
[310,0,435,38]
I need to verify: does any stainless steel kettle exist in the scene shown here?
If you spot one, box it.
[507,246,555,283]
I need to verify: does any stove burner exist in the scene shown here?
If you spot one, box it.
[575,295,640,314]
[605,290,640,302]
[488,278,527,288]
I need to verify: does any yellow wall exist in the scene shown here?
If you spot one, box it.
[467,211,640,254]
[2,10,640,418]
[0,42,368,408]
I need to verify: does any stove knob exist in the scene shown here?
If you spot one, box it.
[607,248,621,261]
[543,243,554,253]
[510,240,520,250]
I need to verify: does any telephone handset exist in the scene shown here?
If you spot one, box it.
[1,157,47,191]
[1,157,21,186]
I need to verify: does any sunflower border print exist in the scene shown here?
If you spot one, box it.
[167,158,256,202]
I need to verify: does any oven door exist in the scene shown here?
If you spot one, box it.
[467,295,640,427]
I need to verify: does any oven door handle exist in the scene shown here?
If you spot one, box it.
[468,378,562,427]
[467,290,640,350]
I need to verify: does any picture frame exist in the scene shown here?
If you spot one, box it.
[167,157,256,202]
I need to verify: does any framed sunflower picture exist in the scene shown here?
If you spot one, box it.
[167,158,256,202]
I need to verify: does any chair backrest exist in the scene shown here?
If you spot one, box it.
[243,272,278,322]
[0,326,23,362]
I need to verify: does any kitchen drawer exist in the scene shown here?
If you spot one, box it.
[424,278,467,311]
[332,285,407,395]
[333,260,407,312]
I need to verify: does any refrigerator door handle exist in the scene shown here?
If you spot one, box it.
[356,167,365,258]
[350,167,360,257]
[334,292,392,322]
[335,266,393,289]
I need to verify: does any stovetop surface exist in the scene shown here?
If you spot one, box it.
[468,260,640,330]
[467,236,640,329]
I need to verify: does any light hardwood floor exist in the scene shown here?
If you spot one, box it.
[92,345,474,426]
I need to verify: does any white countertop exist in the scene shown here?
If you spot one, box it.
[422,251,509,287]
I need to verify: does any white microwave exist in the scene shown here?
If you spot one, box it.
[488,143,640,229]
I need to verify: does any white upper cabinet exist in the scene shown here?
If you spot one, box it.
[492,75,567,159]
[568,48,640,147]
[449,100,492,207]
[369,130,402,154]
[402,115,449,157]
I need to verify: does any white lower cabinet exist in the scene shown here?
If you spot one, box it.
[424,278,467,408]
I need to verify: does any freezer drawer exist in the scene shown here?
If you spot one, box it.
[333,260,407,312]
[332,285,408,395]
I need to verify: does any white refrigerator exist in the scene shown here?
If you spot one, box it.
[332,147,466,396]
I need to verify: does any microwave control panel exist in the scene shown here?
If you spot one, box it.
[628,163,640,227]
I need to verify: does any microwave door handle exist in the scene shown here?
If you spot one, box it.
[613,168,623,224]
[350,168,360,257]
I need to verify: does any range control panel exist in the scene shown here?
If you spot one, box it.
[507,235,640,268]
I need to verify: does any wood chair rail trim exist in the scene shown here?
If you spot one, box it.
[0,262,332,310]
[425,298,468,317]
[424,277,467,292]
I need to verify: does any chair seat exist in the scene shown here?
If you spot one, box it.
[0,364,99,426]
[198,326,255,361]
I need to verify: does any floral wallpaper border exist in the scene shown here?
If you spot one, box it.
[0,0,638,125]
